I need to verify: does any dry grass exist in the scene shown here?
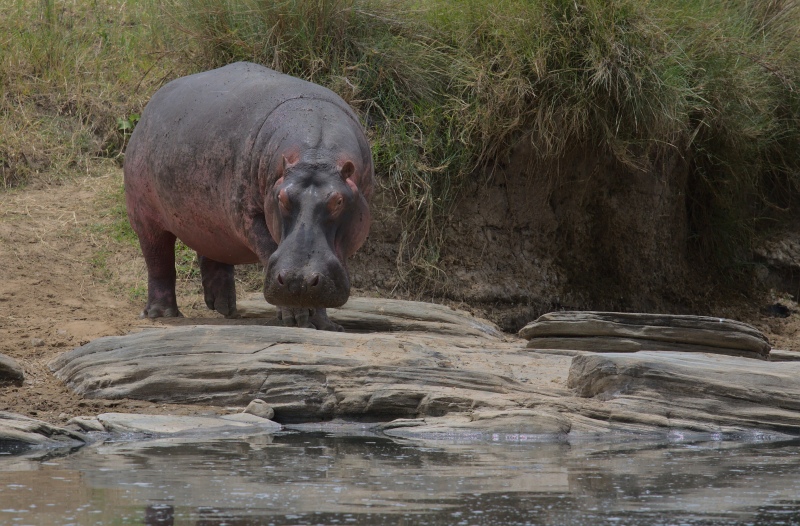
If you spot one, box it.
[0,0,178,188]
[171,0,800,276]
[2,0,799,288]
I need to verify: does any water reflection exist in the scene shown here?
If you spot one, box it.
[145,504,173,525]
[1,432,800,525]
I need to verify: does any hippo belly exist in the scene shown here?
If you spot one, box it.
[165,220,259,265]
[153,202,259,265]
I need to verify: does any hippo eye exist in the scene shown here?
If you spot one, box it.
[278,188,291,214]
[328,192,344,217]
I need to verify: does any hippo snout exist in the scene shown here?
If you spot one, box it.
[264,253,350,308]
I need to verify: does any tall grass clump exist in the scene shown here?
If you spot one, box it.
[671,0,800,261]
[2,0,798,284]
[0,0,175,188]
[169,0,464,274]
[441,0,800,263]
[170,0,800,278]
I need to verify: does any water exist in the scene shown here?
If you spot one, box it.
[1,431,800,525]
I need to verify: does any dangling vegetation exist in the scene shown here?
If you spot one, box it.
[2,0,799,277]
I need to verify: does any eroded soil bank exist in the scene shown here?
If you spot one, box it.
[1,172,799,425]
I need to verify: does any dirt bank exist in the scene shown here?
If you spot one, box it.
[1,172,798,424]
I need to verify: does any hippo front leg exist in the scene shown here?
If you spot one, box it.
[199,256,238,318]
[277,307,343,332]
[309,308,344,331]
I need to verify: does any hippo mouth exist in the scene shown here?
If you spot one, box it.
[263,263,350,308]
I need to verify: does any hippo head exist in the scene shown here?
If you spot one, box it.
[263,155,371,308]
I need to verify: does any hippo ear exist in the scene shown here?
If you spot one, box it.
[283,154,299,172]
[275,154,299,183]
[339,160,355,181]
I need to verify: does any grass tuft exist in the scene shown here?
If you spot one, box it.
[2,0,800,283]
[0,0,178,187]
[171,0,800,275]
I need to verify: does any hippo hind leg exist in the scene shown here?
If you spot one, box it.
[139,230,182,318]
[200,256,237,317]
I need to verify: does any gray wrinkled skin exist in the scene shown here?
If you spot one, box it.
[124,62,374,330]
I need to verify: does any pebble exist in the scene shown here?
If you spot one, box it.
[30,338,45,348]
[0,353,24,384]
[66,416,107,433]
[243,399,275,420]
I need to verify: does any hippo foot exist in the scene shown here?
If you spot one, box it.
[203,289,238,318]
[142,273,181,319]
[310,308,344,332]
[140,304,183,319]
[277,307,343,332]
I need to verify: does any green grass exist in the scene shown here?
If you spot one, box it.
[2,0,800,283]
[0,0,178,187]
[171,0,800,273]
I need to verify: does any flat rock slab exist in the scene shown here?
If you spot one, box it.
[378,409,574,440]
[0,411,86,448]
[567,352,800,435]
[94,412,282,436]
[236,294,504,339]
[50,321,800,437]
[520,311,770,359]
[50,324,569,423]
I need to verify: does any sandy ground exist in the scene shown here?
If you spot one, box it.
[0,173,234,424]
[1,171,799,425]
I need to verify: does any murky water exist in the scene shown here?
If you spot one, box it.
[1,431,800,525]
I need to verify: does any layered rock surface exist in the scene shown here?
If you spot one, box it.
[50,298,800,437]
[520,311,771,359]
[566,352,800,435]
[235,294,504,339]
[50,324,557,422]
[0,411,86,448]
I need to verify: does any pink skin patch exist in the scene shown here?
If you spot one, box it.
[265,177,284,244]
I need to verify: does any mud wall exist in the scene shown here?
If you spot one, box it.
[350,143,694,331]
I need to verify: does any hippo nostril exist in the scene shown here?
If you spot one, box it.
[277,272,285,286]
[310,274,320,287]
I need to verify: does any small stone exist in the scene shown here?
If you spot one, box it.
[30,338,45,348]
[243,399,275,420]
[0,354,24,385]
[66,416,107,433]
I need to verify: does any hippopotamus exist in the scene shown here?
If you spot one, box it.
[123,62,374,331]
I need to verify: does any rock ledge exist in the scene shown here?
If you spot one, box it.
[520,311,770,359]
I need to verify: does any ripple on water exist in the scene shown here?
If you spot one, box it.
[0,434,800,524]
